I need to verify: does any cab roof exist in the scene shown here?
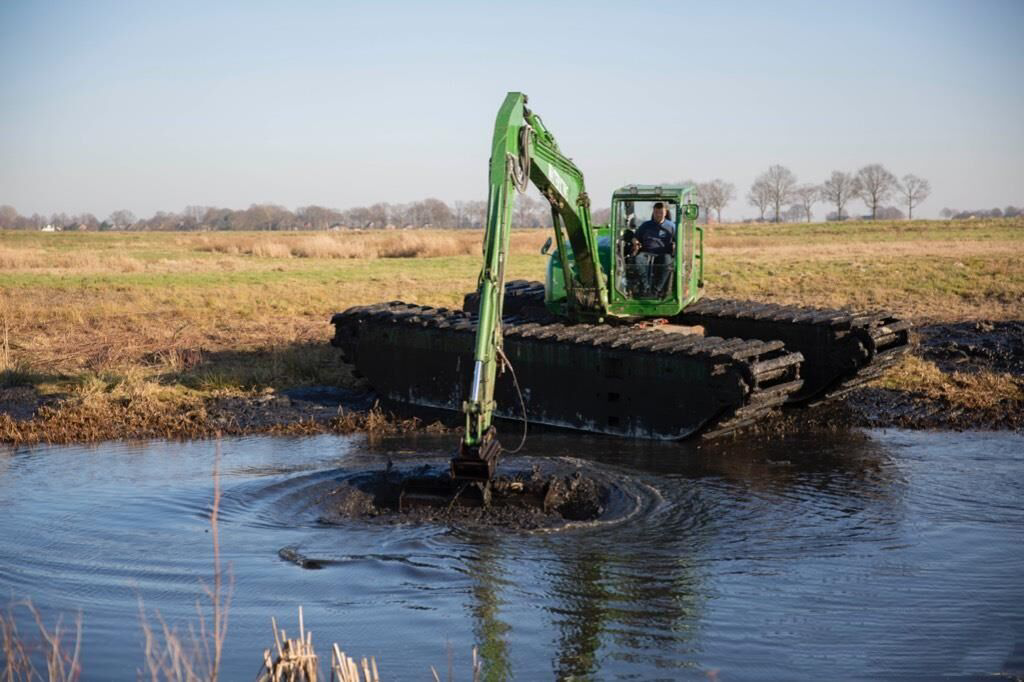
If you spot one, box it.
[612,184,697,201]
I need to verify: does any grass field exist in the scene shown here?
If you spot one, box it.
[1,218,1022,443]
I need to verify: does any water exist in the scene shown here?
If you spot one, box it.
[1,428,1022,680]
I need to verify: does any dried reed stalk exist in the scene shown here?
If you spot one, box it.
[429,645,481,682]
[257,607,322,682]
[1,598,82,682]
[138,440,233,681]
[1,316,10,372]
[329,641,379,682]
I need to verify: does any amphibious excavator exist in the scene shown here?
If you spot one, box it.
[331,92,911,490]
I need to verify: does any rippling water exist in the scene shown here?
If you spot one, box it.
[1,428,1022,680]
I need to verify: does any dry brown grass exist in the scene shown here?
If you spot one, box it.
[0,245,148,273]
[188,230,549,261]
[877,354,1023,410]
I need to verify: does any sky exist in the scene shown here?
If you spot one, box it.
[1,0,1022,221]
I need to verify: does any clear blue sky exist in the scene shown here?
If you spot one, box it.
[1,0,1021,220]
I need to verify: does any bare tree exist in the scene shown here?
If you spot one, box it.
[72,213,98,230]
[464,200,488,228]
[782,204,805,223]
[791,184,819,223]
[452,200,467,228]
[342,205,373,228]
[820,171,859,221]
[238,203,296,231]
[367,202,391,228]
[108,209,137,230]
[747,178,772,221]
[184,205,209,223]
[897,174,931,220]
[405,198,454,227]
[698,179,736,223]
[49,212,70,229]
[514,194,538,227]
[855,164,898,220]
[940,207,954,219]
[297,205,333,230]
[754,165,797,223]
[0,205,19,228]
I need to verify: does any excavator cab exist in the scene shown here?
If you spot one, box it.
[616,198,679,300]
[605,185,703,318]
[542,184,702,320]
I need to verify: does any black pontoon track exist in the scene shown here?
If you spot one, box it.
[331,302,803,440]
[464,280,913,404]
[676,298,912,403]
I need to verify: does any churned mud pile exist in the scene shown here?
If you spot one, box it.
[315,465,609,530]
[918,320,1024,375]
[839,320,1024,432]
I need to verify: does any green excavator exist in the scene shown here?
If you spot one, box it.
[332,92,911,492]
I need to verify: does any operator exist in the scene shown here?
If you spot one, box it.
[632,202,676,297]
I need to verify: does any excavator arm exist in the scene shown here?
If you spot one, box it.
[453,91,607,484]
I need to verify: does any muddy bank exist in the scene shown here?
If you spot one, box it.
[1,319,1020,445]
[0,385,445,446]
[788,320,1024,433]
[917,320,1024,375]
[841,386,1024,431]
[206,386,379,432]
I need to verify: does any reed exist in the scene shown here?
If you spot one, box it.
[0,599,82,682]
[138,441,232,682]
[257,608,322,682]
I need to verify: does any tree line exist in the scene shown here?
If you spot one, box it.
[0,195,570,232]
[2,164,1019,232]
[738,163,933,223]
[0,200,468,232]
[939,206,1023,220]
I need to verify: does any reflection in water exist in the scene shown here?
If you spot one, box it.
[368,428,908,679]
[549,549,608,679]
[0,429,1020,680]
[465,541,512,682]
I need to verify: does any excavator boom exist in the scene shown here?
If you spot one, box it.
[456,92,608,481]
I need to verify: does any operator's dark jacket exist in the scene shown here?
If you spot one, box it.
[636,219,676,255]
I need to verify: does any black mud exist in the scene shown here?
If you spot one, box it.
[917,320,1024,375]
[0,386,47,421]
[205,386,379,431]
[315,465,611,531]
[808,320,1023,433]
[842,386,1023,431]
